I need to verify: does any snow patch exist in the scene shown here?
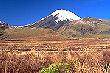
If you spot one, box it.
[12,26,24,28]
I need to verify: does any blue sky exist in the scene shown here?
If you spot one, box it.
[0,0,110,26]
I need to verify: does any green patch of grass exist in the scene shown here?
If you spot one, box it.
[39,63,71,73]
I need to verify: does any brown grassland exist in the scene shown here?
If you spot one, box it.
[0,37,110,73]
[0,28,110,73]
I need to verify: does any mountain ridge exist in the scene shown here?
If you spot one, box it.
[0,9,110,40]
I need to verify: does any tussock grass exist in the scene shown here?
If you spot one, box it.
[0,50,109,73]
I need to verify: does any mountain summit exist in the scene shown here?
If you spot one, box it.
[27,9,81,30]
[51,10,81,23]
[0,21,9,29]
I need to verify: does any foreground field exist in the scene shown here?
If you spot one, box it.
[0,38,110,73]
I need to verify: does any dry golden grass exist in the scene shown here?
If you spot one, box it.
[0,50,110,73]
[0,38,110,73]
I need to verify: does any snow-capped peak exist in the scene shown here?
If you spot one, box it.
[0,21,5,24]
[0,21,4,24]
[51,9,81,22]
[0,21,2,23]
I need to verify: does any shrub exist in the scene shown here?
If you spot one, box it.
[72,56,79,64]
[39,63,70,73]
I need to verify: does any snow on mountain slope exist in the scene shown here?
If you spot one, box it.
[0,21,6,23]
[0,21,2,23]
[28,9,81,30]
[51,9,81,22]
[0,21,9,28]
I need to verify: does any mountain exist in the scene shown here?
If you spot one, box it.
[27,9,81,30]
[1,9,110,40]
[0,21,9,36]
[58,17,110,38]
[25,9,110,38]
[0,21,9,29]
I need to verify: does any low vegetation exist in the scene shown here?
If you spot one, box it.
[0,48,110,73]
[0,27,63,40]
[40,63,71,73]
